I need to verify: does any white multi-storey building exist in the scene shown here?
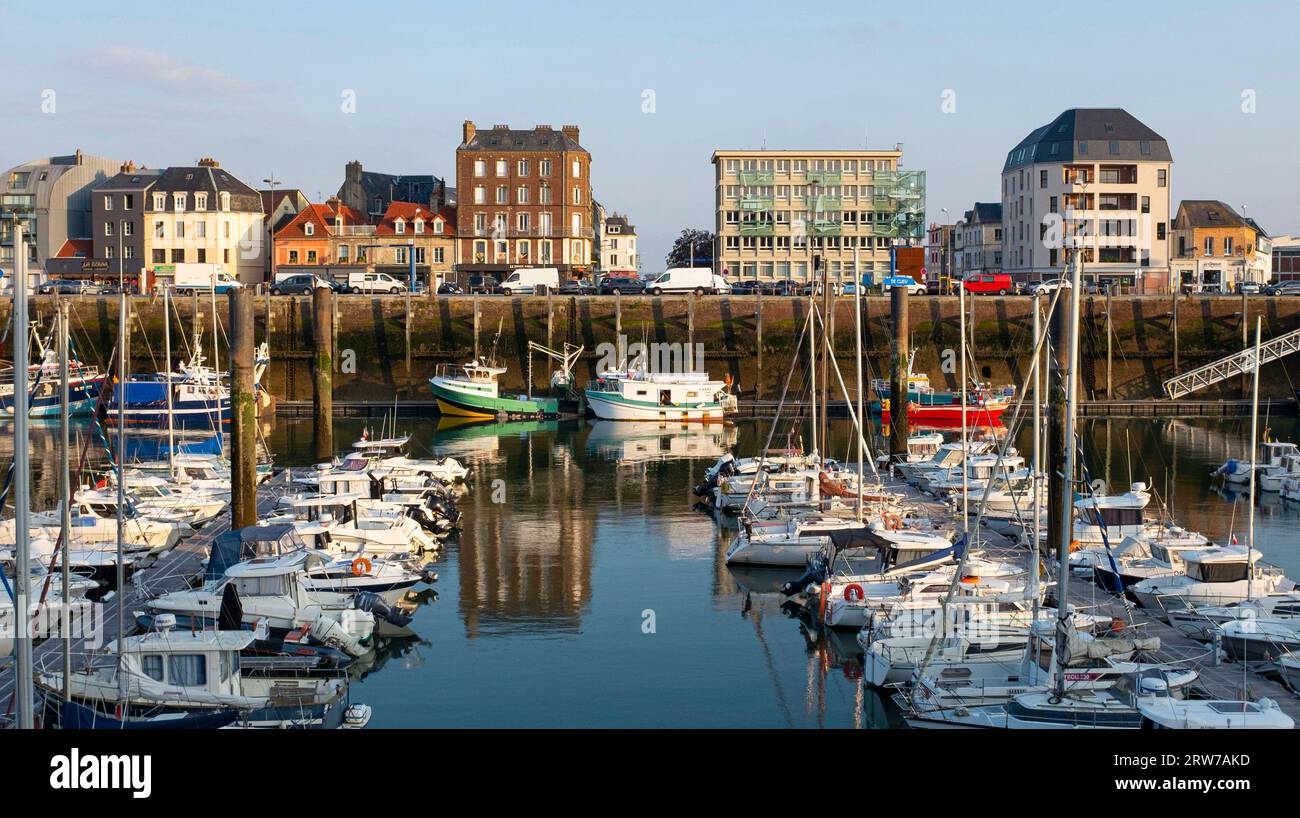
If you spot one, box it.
[1001,108,1172,292]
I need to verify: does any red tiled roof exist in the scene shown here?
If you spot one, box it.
[274,202,367,239]
[375,201,455,236]
[55,239,93,258]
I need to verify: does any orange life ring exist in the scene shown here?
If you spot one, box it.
[882,512,904,531]
[351,556,372,576]
[843,583,866,603]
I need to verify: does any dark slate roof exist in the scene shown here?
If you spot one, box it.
[153,165,263,212]
[93,169,163,191]
[1174,200,1260,232]
[965,202,1002,224]
[461,126,586,153]
[355,172,443,208]
[605,214,636,234]
[1004,108,1171,171]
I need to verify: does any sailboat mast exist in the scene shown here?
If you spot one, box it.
[116,285,128,716]
[210,274,220,437]
[1247,317,1261,602]
[165,286,176,480]
[1053,249,1083,698]
[1031,293,1043,613]
[808,287,818,459]
[959,285,969,531]
[59,300,72,702]
[12,222,33,728]
[854,248,864,522]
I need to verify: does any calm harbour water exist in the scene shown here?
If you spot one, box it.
[4,413,1298,727]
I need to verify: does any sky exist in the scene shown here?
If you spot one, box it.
[3,0,1298,268]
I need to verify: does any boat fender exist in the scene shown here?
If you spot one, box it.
[818,581,830,621]
[843,583,865,603]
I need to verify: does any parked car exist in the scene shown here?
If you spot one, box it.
[1023,278,1068,296]
[558,278,596,295]
[961,273,1015,296]
[270,274,330,295]
[763,280,798,296]
[1262,281,1300,297]
[730,280,760,295]
[598,275,644,295]
[467,274,501,294]
[437,282,465,295]
[1237,282,1262,295]
[38,279,103,295]
[882,278,926,296]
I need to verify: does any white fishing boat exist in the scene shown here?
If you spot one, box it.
[585,363,736,422]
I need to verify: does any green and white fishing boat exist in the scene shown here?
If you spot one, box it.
[428,341,584,420]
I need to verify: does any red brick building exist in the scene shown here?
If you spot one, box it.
[455,120,592,279]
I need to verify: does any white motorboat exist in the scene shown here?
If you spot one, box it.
[724,512,867,567]
[1166,593,1300,640]
[584,364,736,422]
[1217,617,1300,663]
[1214,440,1298,489]
[1071,482,1150,545]
[1128,546,1295,617]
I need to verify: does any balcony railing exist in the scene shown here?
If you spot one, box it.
[738,221,774,236]
[807,170,842,185]
[739,195,774,211]
[808,196,840,213]
[811,220,841,236]
[739,170,774,186]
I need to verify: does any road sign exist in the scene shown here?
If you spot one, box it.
[885,276,915,287]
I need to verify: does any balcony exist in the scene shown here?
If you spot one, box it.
[806,170,841,185]
[811,220,841,236]
[739,195,774,211]
[739,170,774,186]
[738,221,774,236]
[807,196,840,213]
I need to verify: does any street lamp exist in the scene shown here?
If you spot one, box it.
[263,176,280,287]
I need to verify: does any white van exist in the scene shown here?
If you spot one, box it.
[172,263,243,294]
[347,271,407,294]
[711,274,732,295]
[500,267,560,295]
[647,267,716,295]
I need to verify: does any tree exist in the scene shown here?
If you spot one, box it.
[665,229,716,269]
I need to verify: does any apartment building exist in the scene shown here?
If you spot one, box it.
[0,150,122,282]
[600,212,637,275]
[710,148,924,285]
[455,121,593,279]
[90,158,266,284]
[1001,108,1172,292]
[1170,200,1271,292]
[953,203,1003,277]
[925,222,955,287]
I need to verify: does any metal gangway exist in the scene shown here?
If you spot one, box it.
[1163,326,1300,399]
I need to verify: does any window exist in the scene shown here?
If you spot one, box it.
[572,187,581,205]
[104,222,113,237]
[572,159,581,178]
[517,186,529,204]
[1141,196,1150,214]
[1204,237,1214,256]
[433,219,444,235]
[473,186,486,204]
[1039,170,1047,189]
[1157,222,1166,241]
[474,160,486,177]
[1140,140,1151,155]
[539,159,552,176]
[571,212,582,237]
[433,247,444,264]
[222,222,230,239]
[539,212,552,234]
[1109,140,1119,154]
[196,248,205,262]
[142,655,164,681]
[1157,169,1167,188]
[103,195,113,211]
[194,222,204,238]
[304,222,315,236]
[195,193,208,210]
[220,192,230,211]
[517,212,531,232]
[152,249,165,263]
[496,186,507,204]
[495,159,507,177]
[339,245,350,261]
[517,160,529,176]
[414,218,424,234]
[168,654,207,685]
[1225,237,1234,256]
[153,194,166,210]
[395,246,407,264]
[395,219,405,235]
[105,245,114,258]
[288,250,300,263]
[124,194,133,209]
[415,247,426,264]
[539,186,552,205]
[1078,141,1088,155]
[173,193,186,211]
[175,221,185,239]
[171,248,185,263]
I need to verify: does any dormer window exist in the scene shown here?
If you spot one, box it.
[154,193,167,210]
[219,192,230,211]
[304,222,315,236]
[395,218,406,235]
[433,219,444,235]
[414,218,424,234]
[174,193,186,211]
[195,193,208,210]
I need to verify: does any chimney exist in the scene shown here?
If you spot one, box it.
[75,149,83,165]
[197,157,220,167]
[346,160,363,184]
[537,124,553,130]
[120,160,137,173]
[462,120,476,144]
[561,125,580,143]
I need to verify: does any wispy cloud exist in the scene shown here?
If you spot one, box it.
[79,46,250,95]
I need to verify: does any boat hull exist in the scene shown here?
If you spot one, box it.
[0,377,103,417]
[429,377,556,419]
[585,390,730,422]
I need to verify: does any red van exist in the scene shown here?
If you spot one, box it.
[961,273,1015,296]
